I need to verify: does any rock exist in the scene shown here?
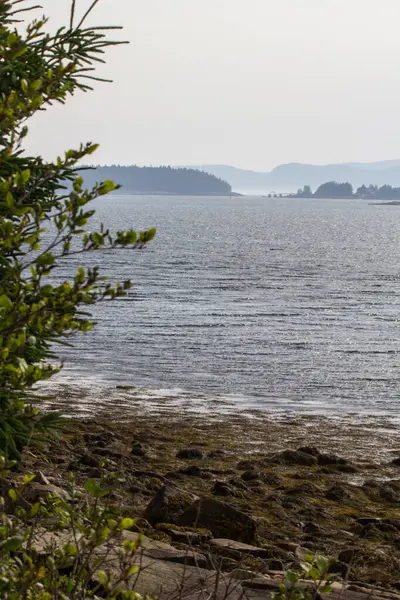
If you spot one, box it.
[236,459,261,471]
[230,569,265,581]
[380,486,400,503]
[241,577,280,590]
[212,481,233,497]
[338,548,357,564]
[176,448,204,460]
[357,517,381,526]
[179,465,202,478]
[268,559,284,571]
[241,470,261,482]
[275,541,299,553]
[131,442,147,457]
[297,446,320,457]
[317,453,347,466]
[272,450,317,467]
[261,472,283,486]
[75,453,99,468]
[24,483,71,503]
[33,471,51,486]
[143,548,209,569]
[391,458,400,466]
[143,485,198,525]
[210,539,272,558]
[303,522,322,535]
[207,450,226,459]
[326,485,351,501]
[167,530,206,544]
[177,496,259,544]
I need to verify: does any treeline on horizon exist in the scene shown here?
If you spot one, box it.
[295,182,400,199]
[79,165,232,195]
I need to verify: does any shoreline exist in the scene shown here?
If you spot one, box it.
[21,398,400,589]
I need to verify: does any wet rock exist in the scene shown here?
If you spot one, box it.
[176,448,204,460]
[317,453,347,466]
[228,477,250,491]
[272,450,317,467]
[334,464,359,474]
[285,482,323,497]
[297,446,320,457]
[380,486,400,503]
[177,496,259,544]
[357,517,381,526]
[261,472,283,486]
[325,485,351,501]
[236,459,261,471]
[212,481,233,497]
[143,485,198,525]
[303,522,323,535]
[131,442,147,457]
[207,450,226,459]
[241,470,261,482]
[179,465,202,478]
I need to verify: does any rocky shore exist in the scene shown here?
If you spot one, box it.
[16,409,400,598]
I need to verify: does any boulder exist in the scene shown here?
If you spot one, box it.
[210,539,272,558]
[317,453,347,466]
[212,481,233,497]
[143,548,209,569]
[176,448,204,460]
[143,485,197,525]
[179,465,202,478]
[271,450,317,467]
[177,496,258,544]
[297,446,320,457]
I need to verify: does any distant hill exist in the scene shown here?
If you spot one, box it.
[79,165,233,196]
[192,161,400,194]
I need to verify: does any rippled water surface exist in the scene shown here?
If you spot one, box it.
[49,195,400,417]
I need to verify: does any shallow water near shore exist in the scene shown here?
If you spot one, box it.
[46,194,400,418]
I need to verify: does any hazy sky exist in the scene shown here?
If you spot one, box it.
[24,0,400,170]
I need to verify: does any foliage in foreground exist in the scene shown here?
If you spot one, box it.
[0,457,151,599]
[272,555,335,600]
[0,0,155,459]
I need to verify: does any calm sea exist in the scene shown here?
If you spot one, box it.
[44,195,400,417]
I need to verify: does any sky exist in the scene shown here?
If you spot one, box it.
[23,0,400,171]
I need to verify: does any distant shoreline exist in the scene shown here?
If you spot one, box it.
[109,190,243,197]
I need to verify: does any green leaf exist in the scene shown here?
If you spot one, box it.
[4,536,22,552]
[84,478,109,498]
[120,518,135,530]
[8,489,17,503]
[316,555,330,574]
[0,295,13,311]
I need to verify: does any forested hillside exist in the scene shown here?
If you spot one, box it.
[80,165,232,195]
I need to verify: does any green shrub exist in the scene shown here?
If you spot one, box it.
[0,457,153,598]
[272,555,335,600]
[0,0,155,459]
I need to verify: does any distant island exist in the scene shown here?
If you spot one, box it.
[79,165,235,196]
[292,181,400,200]
[191,160,400,194]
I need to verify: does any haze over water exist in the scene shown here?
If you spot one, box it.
[49,195,400,418]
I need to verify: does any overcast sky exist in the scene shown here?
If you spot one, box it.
[24,0,400,171]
